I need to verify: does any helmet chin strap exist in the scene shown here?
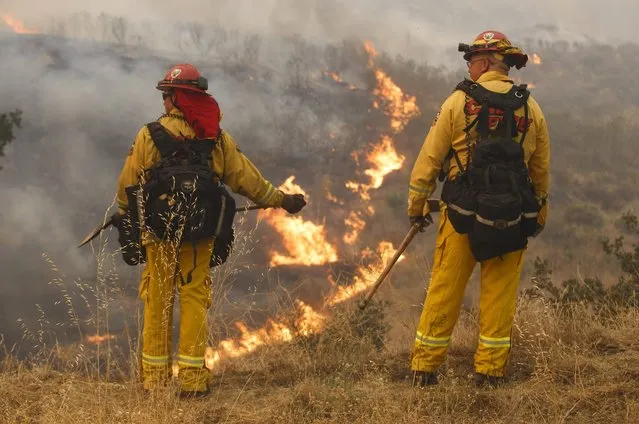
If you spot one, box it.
[172,93,179,108]
[165,98,180,115]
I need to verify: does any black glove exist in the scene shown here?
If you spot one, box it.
[281,193,307,214]
[409,214,434,232]
[112,212,146,265]
[111,212,123,228]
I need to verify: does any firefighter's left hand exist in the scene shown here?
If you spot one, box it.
[410,214,433,232]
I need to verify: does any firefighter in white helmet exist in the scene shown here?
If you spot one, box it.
[408,31,550,387]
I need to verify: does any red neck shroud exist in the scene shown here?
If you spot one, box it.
[174,90,221,138]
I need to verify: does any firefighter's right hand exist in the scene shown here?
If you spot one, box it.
[111,212,123,229]
[410,215,433,232]
[281,193,307,214]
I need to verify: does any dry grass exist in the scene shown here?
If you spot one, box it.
[1,297,637,424]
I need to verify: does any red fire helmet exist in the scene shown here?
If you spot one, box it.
[156,64,209,92]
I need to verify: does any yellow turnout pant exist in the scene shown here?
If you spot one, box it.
[139,237,213,391]
[411,210,525,377]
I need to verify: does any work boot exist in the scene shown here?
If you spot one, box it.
[178,386,211,400]
[474,373,504,388]
[412,370,438,388]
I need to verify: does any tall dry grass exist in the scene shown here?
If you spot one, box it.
[2,206,638,423]
[1,290,637,423]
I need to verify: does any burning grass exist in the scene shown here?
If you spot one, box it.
[1,298,637,423]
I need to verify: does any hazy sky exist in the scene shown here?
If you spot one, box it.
[1,0,638,62]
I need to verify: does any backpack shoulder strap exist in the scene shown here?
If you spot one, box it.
[184,136,218,168]
[497,84,530,142]
[456,79,492,139]
[146,121,180,158]
[455,79,530,141]
[455,78,493,103]
[499,84,530,110]
[456,79,530,108]
[146,121,219,161]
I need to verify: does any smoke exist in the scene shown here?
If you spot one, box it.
[3,1,639,65]
[1,1,638,351]
[0,8,376,349]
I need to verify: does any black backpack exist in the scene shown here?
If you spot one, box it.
[136,122,236,268]
[441,79,540,261]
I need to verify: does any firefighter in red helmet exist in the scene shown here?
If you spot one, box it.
[116,63,306,399]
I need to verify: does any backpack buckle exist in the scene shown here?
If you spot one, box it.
[494,219,508,229]
[181,180,195,192]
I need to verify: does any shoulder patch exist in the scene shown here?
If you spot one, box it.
[431,110,441,127]
[128,140,135,156]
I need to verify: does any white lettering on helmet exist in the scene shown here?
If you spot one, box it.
[483,32,495,41]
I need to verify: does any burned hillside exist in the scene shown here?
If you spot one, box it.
[0,19,638,365]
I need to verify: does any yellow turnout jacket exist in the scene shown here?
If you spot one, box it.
[117,109,283,215]
[408,71,550,227]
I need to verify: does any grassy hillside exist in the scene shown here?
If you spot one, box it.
[2,29,639,423]
[1,298,637,423]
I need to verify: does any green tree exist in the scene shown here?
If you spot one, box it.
[0,109,22,170]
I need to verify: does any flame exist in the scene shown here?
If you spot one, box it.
[203,242,405,369]
[339,41,414,242]
[200,42,418,370]
[364,135,405,189]
[527,82,537,89]
[260,176,338,267]
[345,42,413,201]
[326,191,344,205]
[2,15,38,34]
[86,334,116,345]
[205,300,327,369]
[279,175,306,196]
[364,41,421,133]
[323,70,359,91]
[363,41,379,65]
[532,53,542,65]
[346,135,405,201]
[343,211,366,245]
[327,241,403,305]
[372,68,421,132]
[327,71,344,83]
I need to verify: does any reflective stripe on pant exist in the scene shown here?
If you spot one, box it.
[140,237,213,391]
[411,210,525,377]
